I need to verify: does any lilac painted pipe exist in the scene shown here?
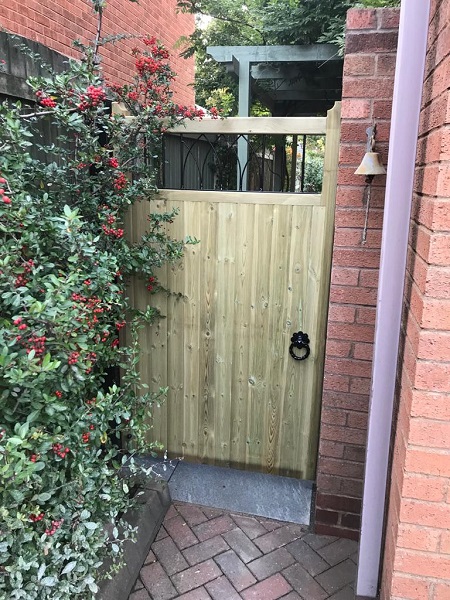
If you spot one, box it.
[356,1,431,597]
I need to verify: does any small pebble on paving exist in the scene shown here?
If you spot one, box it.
[128,502,357,600]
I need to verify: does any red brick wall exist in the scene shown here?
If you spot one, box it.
[315,7,399,540]
[1,0,194,104]
[381,1,450,598]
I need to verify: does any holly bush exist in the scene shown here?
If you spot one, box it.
[0,5,211,597]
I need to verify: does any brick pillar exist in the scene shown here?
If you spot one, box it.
[381,1,450,598]
[314,7,399,540]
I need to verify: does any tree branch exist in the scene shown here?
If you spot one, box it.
[19,107,78,119]
[94,4,103,64]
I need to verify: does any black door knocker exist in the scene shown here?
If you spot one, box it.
[289,331,310,361]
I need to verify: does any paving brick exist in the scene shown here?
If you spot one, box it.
[280,593,302,600]
[206,575,242,600]
[144,550,156,565]
[155,525,169,541]
[201,507,225,519]
[248,548,295,580]
[140,562,177,600]
[193,515,235,542]
[128,588,151,600]
[301,533,338,551]
[315,559,357,594]
[223,528,262,563]
[241,573,292,600]
[231,514,268,539]
[165,505,179,521]
[177,587,212,599]
[283,563,328,600]
[258,518,286,531]
[176,503,209,526]
[316,538,358,566]
[164,515,199,550]
[129,588,151,600]
[254,524,305,553]
[214,549,257,591]
[285,539,330,576]
[132,578,144,591]
[172,560,222,594]
[183,535,229,566]
[328,585,355,600]
[152,536,189,576]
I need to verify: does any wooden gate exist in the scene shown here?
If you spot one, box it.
[129,104,340,480]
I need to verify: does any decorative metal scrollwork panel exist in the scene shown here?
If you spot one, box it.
[161,132,324,193]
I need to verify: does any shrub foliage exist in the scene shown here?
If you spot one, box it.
[0,3,207,597]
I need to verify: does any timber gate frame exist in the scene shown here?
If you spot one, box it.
[127,103,341,480]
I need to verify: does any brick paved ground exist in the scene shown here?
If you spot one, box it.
[128,502,358,600]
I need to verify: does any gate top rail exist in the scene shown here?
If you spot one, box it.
[167,116,327,136]
[112,103,327,135]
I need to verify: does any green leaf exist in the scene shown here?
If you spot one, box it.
[36,492,52,502]
[84,522,98,530]
[17,422,29,439]
[61,561,77,575]
[6,437,23,447]
[41,576,57,587]
[26,409,41,423]
[41,353,51,368]
[37,563,46,582]
[10,489,24,503]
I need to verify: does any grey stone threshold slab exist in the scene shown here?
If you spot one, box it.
[139,457,313,525]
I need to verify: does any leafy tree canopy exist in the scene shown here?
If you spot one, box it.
[177,0,400,112]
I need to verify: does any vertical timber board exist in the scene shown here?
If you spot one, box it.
[292,206,325,478]
[133,198,169,448]
[198,198,218,462]
[278,205,313,478]
[149,197,169,448]
[262,203,293,474]
[214,203,237,465]
[230,203,255,468]
[166,200,185,458]
[245,204,274,469]
[181,200,202,460]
